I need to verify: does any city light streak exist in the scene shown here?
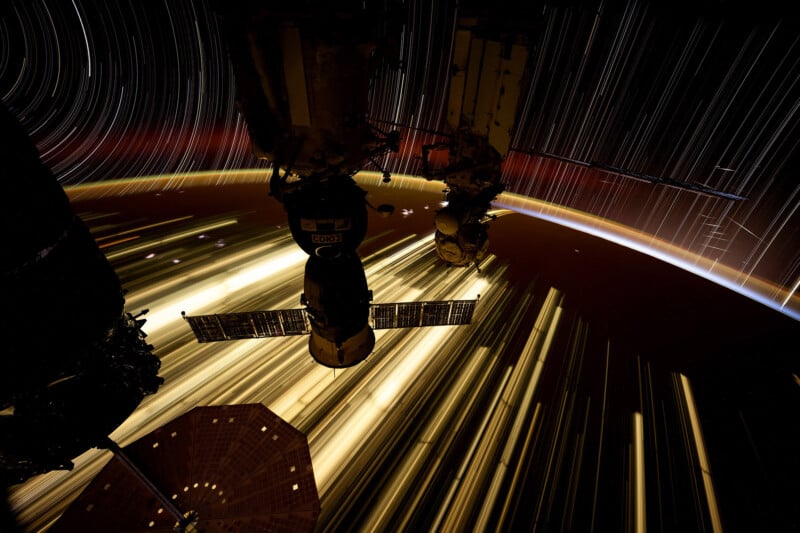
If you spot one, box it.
[363,345,495,529]
[434,365,513,531]
[104,218,243,261]
[632,412,646,533]
[93,215,195,245]
[475,289,563,531]
[590,346,611,533]
[362,282,530,530]
[129,244,307,338]
[679,375,723,533]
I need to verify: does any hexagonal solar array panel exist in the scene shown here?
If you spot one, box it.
[51,404,319,532]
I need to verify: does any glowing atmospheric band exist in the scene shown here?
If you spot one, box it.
[494,193,800,321]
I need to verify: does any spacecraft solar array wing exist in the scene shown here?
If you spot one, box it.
[183,299,477,344]
[370,299,477,330]
[183,309,310,342]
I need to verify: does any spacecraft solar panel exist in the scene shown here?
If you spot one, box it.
[448,299,477,324]
[371,299,477,330]
[421,302,451,326]
[396,303,423,328]
[184,310,310,342]
[371,304,398,330]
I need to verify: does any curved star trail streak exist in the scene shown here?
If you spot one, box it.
[1,0,258,182]
[2,0,796,299]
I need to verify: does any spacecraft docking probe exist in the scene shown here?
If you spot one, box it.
[187,3,477,367]
[421,16,530,269]
[181,175,479,368]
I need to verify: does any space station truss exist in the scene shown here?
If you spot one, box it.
[183,299,477,343]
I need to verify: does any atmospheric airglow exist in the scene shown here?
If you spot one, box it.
[495,193,800,321]
[68,171,799,321]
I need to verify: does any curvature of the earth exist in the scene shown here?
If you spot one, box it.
[8,170,798,532]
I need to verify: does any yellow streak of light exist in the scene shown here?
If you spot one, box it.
[313,326,455,490]
[98,235,140,248]
[135,244,306,339]
[362,233,420,261]
[433,366,513,531]
[123,235,295,305]
[439,288,563,531]
[311,271,495,494]
[364,278,519,529]
[474,290,562,531]
[364,346,496,528]
[480,298,561,530]
[497,402,543,528]
[632,412,646,533]
[94,215,195,241]
[104,218,239,261]
[269,365,336,422]
[366,232,436,274]
[112,340,266,441]
[680,374,724,533]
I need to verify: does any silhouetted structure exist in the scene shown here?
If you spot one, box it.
[51,404,319,532]
[187,3,477,368]
[0,102,163,493]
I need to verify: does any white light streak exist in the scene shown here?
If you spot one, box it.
[70,0,92,78]
[137,245,306,337]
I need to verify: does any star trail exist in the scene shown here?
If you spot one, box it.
[1,1,799,531]
[2,1,799,294]
[1,0,257,182]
